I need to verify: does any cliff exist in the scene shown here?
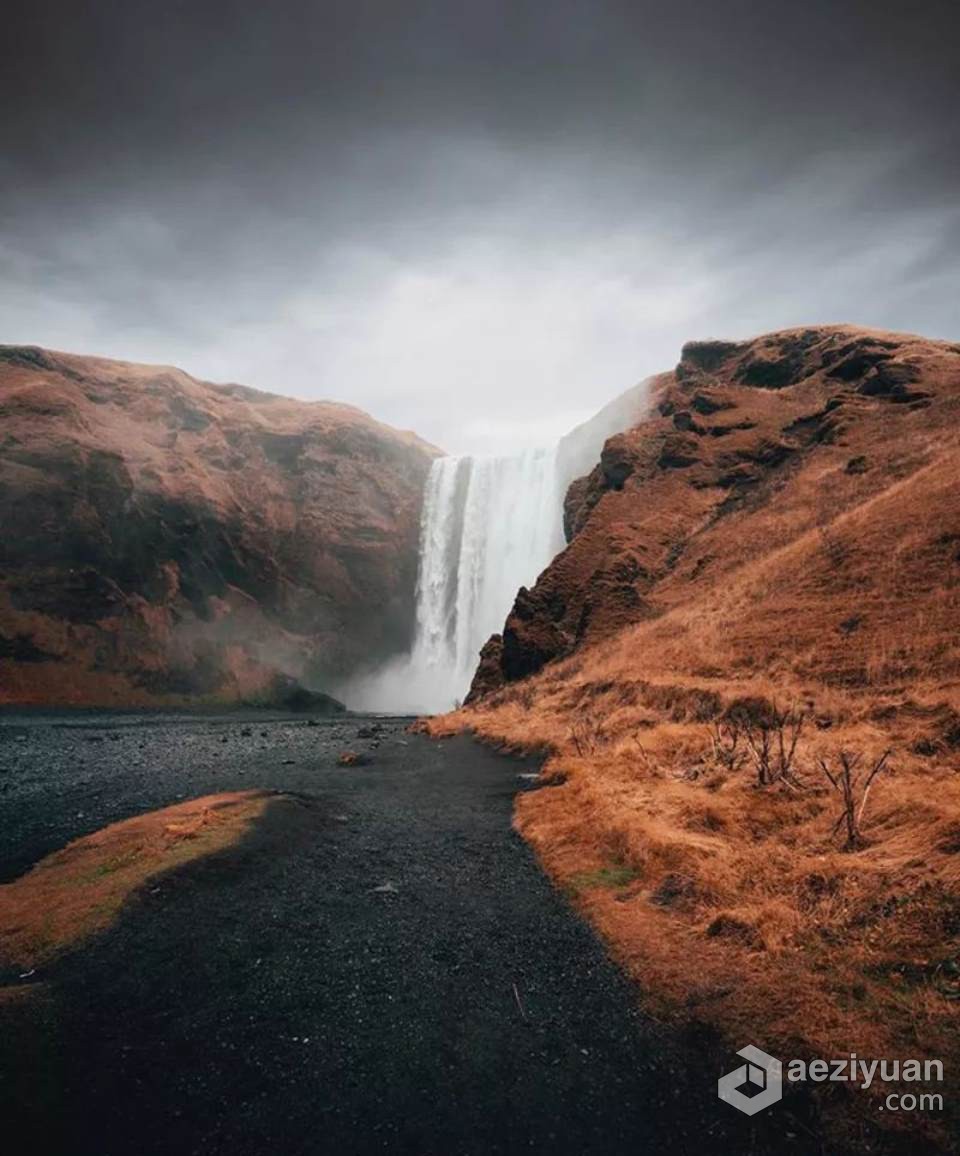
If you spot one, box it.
[470,325,960,699]
[0,346,439,706]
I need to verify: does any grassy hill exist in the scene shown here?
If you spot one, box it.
[430,325,960,1143]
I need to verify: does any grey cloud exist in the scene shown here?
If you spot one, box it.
[2,1,958,451]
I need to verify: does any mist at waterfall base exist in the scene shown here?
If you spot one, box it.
[342,447,564,714]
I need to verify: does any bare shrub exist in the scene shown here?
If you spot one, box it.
[631,734,657,775]
[736,702,807,789]
[708,719,748,772]
[570,717,607,756]
[818,749,891,849]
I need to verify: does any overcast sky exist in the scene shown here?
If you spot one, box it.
[3,1,958,453]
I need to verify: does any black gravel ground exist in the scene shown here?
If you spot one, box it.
[1,712,840,1154]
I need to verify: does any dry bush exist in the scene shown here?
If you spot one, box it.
[818,748,891,849]
[707,718,747,772]
[569,716,608,756]
[714,699,808,788]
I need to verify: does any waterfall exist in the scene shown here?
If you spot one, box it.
[420,447,564,696]
[344,447,564,713]
[337,378,651,715]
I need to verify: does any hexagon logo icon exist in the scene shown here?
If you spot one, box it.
[717,1045,783,1115]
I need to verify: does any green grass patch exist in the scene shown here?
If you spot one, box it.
[568,865,640,892]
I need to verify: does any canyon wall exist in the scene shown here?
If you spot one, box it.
[0,346,439,706]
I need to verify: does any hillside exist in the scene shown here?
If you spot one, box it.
[0,346,439,706]
[433,325,960,1139]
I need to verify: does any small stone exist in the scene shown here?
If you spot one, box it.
[338,750,371,767]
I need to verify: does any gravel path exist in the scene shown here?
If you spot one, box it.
[0,713,822,1155]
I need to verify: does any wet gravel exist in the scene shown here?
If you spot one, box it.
[0,712,827,1155]
[0,711,414,881]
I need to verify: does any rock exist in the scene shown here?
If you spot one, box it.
[656,434,700,470]
[258,675,346,715]
[563,477,592,542]
[677,338,745,375]
[465,634,505,702]
[501,589,573,682]
[690,390,735,416]
[600,434,638,488]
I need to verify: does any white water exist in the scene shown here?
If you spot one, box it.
[343,447,564,713]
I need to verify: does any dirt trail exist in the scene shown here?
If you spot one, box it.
[1,713,823,1154]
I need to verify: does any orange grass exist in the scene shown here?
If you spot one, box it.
[431,681,960,1140]
[0,790,273,971]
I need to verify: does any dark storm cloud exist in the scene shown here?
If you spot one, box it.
[2,1,958,451]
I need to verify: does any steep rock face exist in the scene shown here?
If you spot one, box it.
[464,634,505,705]
[0,346,439,706]
[469,325,960,698]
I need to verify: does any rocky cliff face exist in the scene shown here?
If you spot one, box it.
[469,325,960,699]
[0,346,439,706]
